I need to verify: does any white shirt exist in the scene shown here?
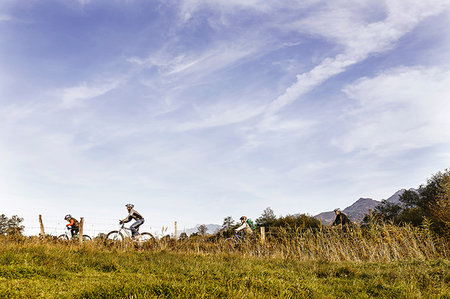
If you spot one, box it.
[236,221,253,234]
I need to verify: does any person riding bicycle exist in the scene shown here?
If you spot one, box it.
[64,214,79,238]
[120,204,144,238]
[235,216,255,235]
[332,208,351,232]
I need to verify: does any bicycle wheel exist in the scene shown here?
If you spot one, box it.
[57,234,69,241]
[138,232,155,242]
[106,231,124,242]
[82,235,92,241]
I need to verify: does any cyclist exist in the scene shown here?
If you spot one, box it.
[120,204,144,238]
[332,208,351,231]
[235,216,255,235]
[64,214,79,238]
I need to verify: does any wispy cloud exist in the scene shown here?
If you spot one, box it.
[264,0,450,116]
[174,103,265,131]
[333,66,450,155]
[0,15,12,22]
[58,81,120,109]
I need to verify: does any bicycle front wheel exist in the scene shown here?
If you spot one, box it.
[106,231,124,242]
[57,234,69,241]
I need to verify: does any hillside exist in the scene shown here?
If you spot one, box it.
[314,189,414,224]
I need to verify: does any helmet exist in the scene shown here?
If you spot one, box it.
[125,204,134,209]
[239,216,247,221]
[334,208,341,213]
[64,214,72,220]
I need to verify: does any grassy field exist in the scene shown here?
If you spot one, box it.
[0,227,449,298]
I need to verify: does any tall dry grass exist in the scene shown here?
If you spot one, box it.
[143,224,448,262]
[2,224,447,262]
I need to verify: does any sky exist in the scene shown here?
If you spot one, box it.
[1,0,449,236]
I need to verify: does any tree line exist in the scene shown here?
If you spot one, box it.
[362,169,449,238]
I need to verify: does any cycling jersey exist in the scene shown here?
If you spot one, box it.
[121,209,144,223]
[66,218,79,228]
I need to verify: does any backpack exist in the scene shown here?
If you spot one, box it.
[71,218,79,227]
[246,219,256,230]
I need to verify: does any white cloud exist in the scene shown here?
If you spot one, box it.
[174,103,265,131]
[58,81,119,109]
[264,0,450,116]
[128,33,269,83]
[0,15,12,22]
[333,66,450,155]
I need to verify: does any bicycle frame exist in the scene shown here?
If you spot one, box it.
[117,224,135,239]
[58,227,91,241]
[106,223,154,244]
[63,227,78,240]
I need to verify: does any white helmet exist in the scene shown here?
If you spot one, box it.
[125,203,134,209]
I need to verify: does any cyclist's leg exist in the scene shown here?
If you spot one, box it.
[70,227,79,238]
[130,219,144,236]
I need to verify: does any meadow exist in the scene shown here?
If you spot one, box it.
[0,225,448,298]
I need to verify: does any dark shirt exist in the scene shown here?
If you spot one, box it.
[332,213,351,226]
[122,209,144,223]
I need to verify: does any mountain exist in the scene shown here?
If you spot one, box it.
[183,224,222,236]
[314,211,336,225]
[386,188,418,204]
[314,188,420,224]
[342,198,381,222]
[315,197,381,224]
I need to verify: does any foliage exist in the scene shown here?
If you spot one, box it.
[0,214,24,236]
[218,216,238,238]
[270,214,321,229]
[363,169,450,237]
[197,224,208,236]
[221,216,235,230]
[255,207,277,227]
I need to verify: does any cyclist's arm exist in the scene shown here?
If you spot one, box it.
[235,222,247,232]
[66,219,74,227]
[121,215,132,223]
[332,215,340,226]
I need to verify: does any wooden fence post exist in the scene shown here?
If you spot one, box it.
[79,217,84,244]
[39,215,45,237]
[260,226,265,244]
[174,221,178,241]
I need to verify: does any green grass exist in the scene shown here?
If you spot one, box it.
[0,238,448,298]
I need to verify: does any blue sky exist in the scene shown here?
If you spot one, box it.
[1,0,449,236]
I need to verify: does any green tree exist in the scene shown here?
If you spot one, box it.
[222,216,235,230]
[363,169,450,236]
[0,214,24,235]
[197,224,208,236]
[271,214,321,229]
[256,207,277,227]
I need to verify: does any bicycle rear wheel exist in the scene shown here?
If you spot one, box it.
[82,235,92,241]
[138,232,155,242]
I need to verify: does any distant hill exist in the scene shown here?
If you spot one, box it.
[386,188,417,205]
[314,189,416,224]
[183,224,222,236]
[315,198,380,224]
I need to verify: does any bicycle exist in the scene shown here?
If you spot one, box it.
[222,233,246,250]
[58,227,92,242]
[105,223,155,244]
